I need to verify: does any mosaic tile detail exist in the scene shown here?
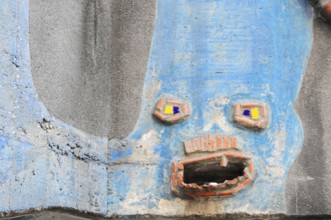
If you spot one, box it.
[154,97,190,123]
[233,102,269,130]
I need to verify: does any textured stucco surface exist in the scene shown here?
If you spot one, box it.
[286,17,331,215]
[30,0,156,138]
[1,0,331,218]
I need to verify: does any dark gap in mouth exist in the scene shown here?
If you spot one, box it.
[183,160,245,186]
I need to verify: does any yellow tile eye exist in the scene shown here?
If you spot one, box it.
[154,97,190,123]
[233,102,268,130]
[250,107,260,120]
[164,105,173,115]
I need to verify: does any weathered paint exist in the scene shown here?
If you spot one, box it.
[0,0,312,217]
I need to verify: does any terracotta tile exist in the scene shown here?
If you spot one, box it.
[168,114,183,123]
[225,178,238,185]
[216,135,223,150]
[171,188,179,194]
[234,116,256,127]
[257,119,268,128]
[220,156,228,167]
[233,179,252,193]
[219,190,234,196]
[182,103,190,116]
[224,151,252,159]
[180,153,222,165]
[155,97,165,111]
[177,173,184,188]
[171,174,176,189]
[248,162,254,177]
[184,140,193,154]
[154,111,166,120]
[208,135,215,151]
[224,136,230,148]
[166,99,182,105]
[234,104,241,116]
[171,162,176,173]
[240,103,259,108]
[230,137,237,148]
[187,192,216,198]
[201,136,207,151]
[192,137,200,151]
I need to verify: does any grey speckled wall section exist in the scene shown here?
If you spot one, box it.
[30,0,156,138]
[287,17,331,215]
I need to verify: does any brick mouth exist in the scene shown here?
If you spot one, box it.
[171,151,254,198]
[184,159,245,186]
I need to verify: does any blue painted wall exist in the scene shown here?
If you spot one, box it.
[0,0,312,216]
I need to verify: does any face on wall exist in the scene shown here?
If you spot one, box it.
[109,0,313,213]
[0,0,313,216]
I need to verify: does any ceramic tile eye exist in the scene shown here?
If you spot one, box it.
[154,97,190,123]
[233,102,269,130]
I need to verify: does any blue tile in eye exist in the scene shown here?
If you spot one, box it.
[173,106,180,114]
[243,109,251,117]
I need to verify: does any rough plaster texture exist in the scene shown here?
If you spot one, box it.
[30,0,156,138]
[1,0,331,219]
[286,16,331,215]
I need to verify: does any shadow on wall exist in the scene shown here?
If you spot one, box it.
[29,0,156,138]
[287,17,331,215]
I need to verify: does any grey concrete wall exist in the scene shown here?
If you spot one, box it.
[29,0,331,217]
[30,0,156,138]
[286,16,331,215]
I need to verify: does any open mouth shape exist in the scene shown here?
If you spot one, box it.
[171,136,254,198]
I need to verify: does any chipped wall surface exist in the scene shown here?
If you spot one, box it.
[3,0,331,218]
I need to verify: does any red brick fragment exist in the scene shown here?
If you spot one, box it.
[182,103,190,116]
[233,179,252,193]
[201,136,207,151]
[223,136,230,149]
[216,135,223,150]
[153,111,166,121]
[234,104,241,116]
[208,135,215,151]
[177,173,184,188]
[184,140,193,154]
[220,156,228,167]
[155,98,165,111]
[183,135,238,154]
[192,137,200,151]
[230,137,237,148]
